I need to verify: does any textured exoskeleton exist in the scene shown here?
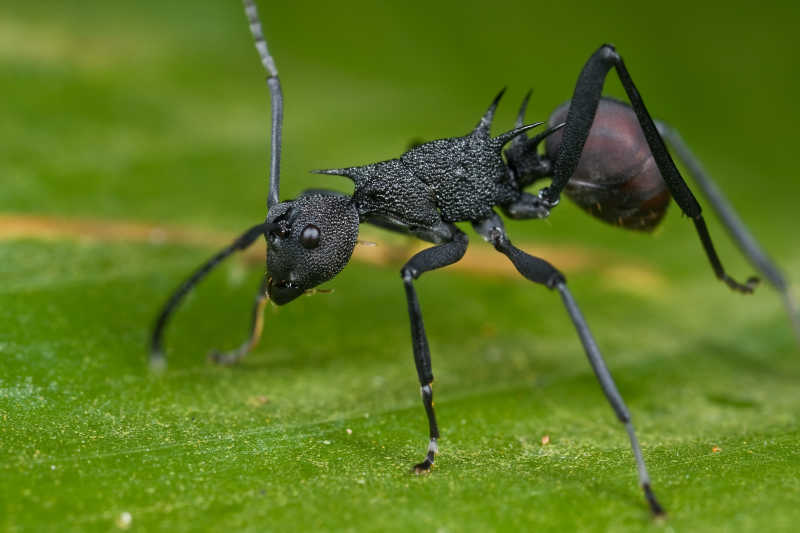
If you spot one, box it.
[151,0,799,518]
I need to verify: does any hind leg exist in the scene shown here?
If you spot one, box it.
[543,44,757,293]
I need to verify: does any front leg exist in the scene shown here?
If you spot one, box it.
[400,226,469,472]
[150,222,271,368]
[208,276,269,366]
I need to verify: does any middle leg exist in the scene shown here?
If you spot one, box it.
[473,212,665,516]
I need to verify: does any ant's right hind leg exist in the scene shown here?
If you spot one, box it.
[208,277,269,366]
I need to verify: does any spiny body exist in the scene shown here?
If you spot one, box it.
[312,91,545,244]
[151,0,799,518]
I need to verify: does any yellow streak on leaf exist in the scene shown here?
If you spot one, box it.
[0,213,666,297]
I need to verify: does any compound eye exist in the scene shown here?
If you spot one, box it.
[300,224,321,249]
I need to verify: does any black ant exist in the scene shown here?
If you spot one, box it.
[150,0,799,517]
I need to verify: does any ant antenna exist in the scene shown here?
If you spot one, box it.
[243,0,283,208]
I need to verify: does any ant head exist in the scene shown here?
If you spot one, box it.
[265,193,360,305]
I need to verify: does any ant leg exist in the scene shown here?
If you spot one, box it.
[400,227,469,473]
[473,213,665,517]
[543,44,757,293]
[150,222,270,369]
[501,192,551,220]
[657,121,800,342]
[208,276,269,366]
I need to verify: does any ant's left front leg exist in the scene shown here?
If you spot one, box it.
[208,276,269,366]
[473,212,665,517]
[400,225,469,473]
[150,222,272,369]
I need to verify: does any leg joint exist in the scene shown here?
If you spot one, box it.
[547,272,567,289]
[401,266,419,282]
[420,383,433,401]
[485,227,512,252]
[427,438,439,455]
[599,43,620,63]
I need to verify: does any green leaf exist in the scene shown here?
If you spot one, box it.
[2,1,799,531]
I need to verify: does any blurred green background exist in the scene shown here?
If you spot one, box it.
[2,0,799,531]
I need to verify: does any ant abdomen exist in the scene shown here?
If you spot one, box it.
[545,97,670,232]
